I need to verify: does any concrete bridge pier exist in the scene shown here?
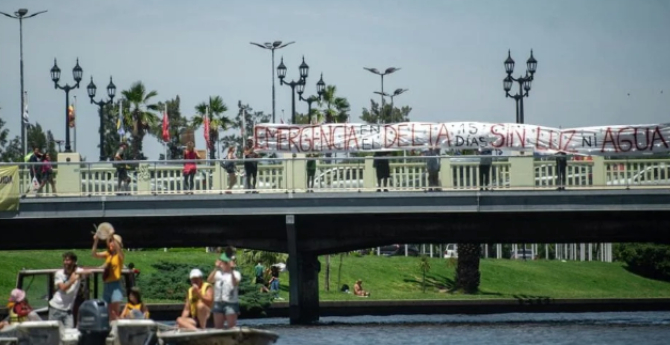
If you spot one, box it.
[286,215,320,325]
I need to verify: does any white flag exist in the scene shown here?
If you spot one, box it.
[22,91,29,123]
[117,100,125,136]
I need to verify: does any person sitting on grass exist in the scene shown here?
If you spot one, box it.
[176,269,213,330]
[353,280,370,297]
[121,287,149,319]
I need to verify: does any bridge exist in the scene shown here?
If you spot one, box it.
[2,153,670,324]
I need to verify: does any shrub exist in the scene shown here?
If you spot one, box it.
[137,261,272,317]
[615,243,670,281]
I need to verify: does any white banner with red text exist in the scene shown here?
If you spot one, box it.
[253,122,670,155]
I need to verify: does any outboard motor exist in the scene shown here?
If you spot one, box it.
[77,300,110,345]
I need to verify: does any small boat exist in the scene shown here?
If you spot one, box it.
[157,327,279,345]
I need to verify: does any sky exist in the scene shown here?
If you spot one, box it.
[1,0,669,160]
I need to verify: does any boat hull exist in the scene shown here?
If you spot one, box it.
[158,327,279,345]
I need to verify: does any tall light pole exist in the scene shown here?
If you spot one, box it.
[87,76,117,161]
[374,88,408,123]
[503,50,537,124]
[250,41,295,123]
[50,58,83,153]
[277,56,309,125]
[363,67,400,123]
[0,8,48,155]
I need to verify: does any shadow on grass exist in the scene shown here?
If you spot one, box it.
[622,264,670,283]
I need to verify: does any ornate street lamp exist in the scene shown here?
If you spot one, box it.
[0,8,47,155]
[50,58,83,152]
[278,56,309,124]
[87,76,116,160]
[298,73,326,124]
[374,88,408,123]
[250,41,295,123]
[503,50,537,124]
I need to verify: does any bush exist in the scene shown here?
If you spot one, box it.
[615,243,670,281]
[137,261,273,317]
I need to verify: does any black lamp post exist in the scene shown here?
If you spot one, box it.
[0,8,48,156]
[50,58,83,152]
[87,76,116,161]
[277,56,309,124]
[503,50,537,124]
[364,67,400,123]
[298,73,326,124]
[374,88,408,123]
[250,41,295,123]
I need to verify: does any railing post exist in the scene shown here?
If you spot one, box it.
[591,156,606,187]
[56,152,82,196]
[293,154,307,192]
[137,162,152,194]
[509,155,535,188]
[213,162,223,191]
[363,156,376,191]
[283,154,298,191]
[439,157,452,189]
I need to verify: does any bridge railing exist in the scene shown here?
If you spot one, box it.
[4,153,670,197]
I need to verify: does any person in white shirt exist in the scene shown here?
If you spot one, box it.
[207,253,241,329]
[48,252,88,328]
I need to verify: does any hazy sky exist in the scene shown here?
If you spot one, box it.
[1,0,669,160]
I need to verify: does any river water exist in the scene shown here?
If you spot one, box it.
[237,312,670,345]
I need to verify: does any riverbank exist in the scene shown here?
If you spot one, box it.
[2,249,670,301]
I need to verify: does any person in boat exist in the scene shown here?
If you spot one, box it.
[49,251,89,328]
[177,268,214,330]
[92,232,125,322]
[2,289,42,328]
[208,253,241,329]
[353,279,370,297]
[121,287,149,319]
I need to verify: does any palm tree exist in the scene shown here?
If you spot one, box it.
[192,96,232,159]
[320,85,350,124]
[121,82,159,159]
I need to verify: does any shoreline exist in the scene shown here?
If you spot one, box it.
[3,298,670,321]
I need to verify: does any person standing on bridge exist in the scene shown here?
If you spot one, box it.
[183,141,201,194]
[114,142,131,194]
[478,147,493,191]
[224,146,238,193]
[556,151,567,191]
[92,231,125,322]
[244,137,260,192]
[374,151,391,192]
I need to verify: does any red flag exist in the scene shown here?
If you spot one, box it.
[161,110,170,142]
[204,113,211,149]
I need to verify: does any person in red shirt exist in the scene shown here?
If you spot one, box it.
[183,141,201,194]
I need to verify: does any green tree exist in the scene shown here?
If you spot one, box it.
[320,85,350,124]
[455,243,481,294]
[221,104,270,153]
[26,123,57,159]
[0,117,22,162]
[418,255,431,293]
[121,81,160,159]
[192,96,232,159]
[100,103,123,161]
[155,96,189,160]
[360,99,412,124]
[615,243,670,281]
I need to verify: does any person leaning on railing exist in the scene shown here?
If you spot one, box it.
[224,146,238,193]
[243,138,259,192]
[306,153,318,192]
[114,142,131,193]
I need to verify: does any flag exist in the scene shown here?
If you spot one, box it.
[117,100,125,137]
[204,106,211,150]
[161,109,170,142]
[22,92,29,124]
[68,104,75,128]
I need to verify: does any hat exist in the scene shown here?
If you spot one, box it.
[9,289,26,303]
[95,222,115,240]
[219,253,231,262]
[189,268,203,279]
[246,136,253,141]
[112,234,123,249]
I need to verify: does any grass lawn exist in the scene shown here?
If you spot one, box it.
[1,249,669,303]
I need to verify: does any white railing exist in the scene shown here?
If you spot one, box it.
[4,154,670,197]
